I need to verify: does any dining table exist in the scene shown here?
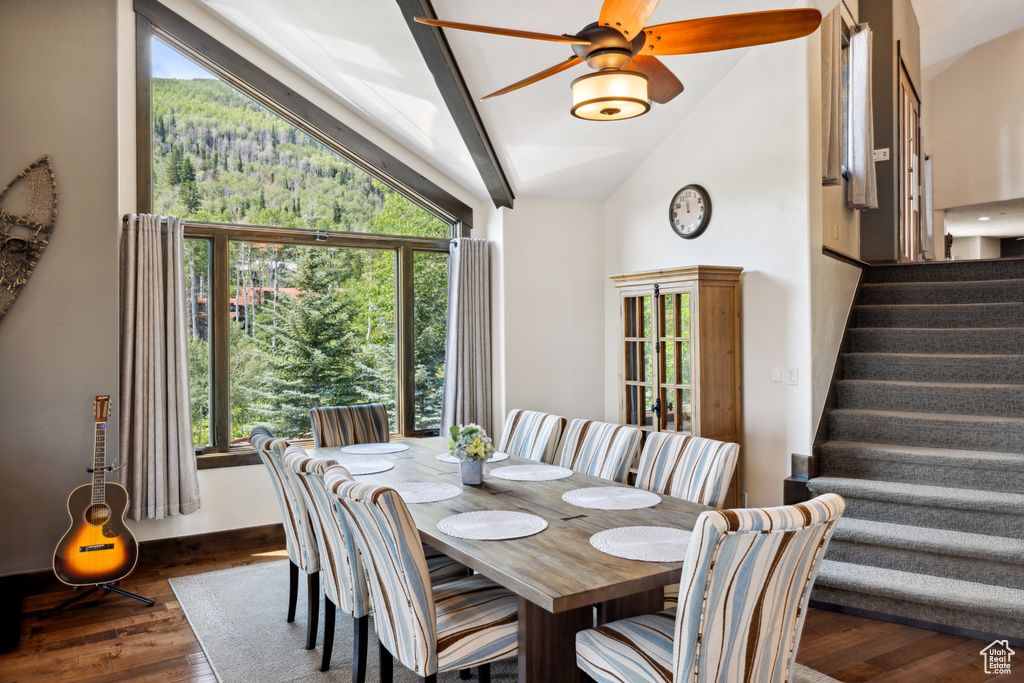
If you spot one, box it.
[307,436,711,683]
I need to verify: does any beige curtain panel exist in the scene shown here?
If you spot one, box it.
[441,238,492,436]
[820,7,842,186]
[848,23,879,210]
[119,213,200,521]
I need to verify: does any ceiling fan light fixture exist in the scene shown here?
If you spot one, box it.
[570,70,650,121]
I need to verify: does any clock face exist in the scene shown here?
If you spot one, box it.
[670,185,711,239]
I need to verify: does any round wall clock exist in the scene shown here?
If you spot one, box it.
[669,184,711,239]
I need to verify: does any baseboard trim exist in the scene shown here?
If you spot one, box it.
[809,599,1024,648]
[12,523,285,598]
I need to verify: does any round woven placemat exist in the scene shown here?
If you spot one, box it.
[390,482,462,504]
[339,442,410,455]
[562,487,661,510]
[340,458,396,476]
[489,465,574,481]
[590,526,692,562]
[437,511,548,540]
[434,451,510,464]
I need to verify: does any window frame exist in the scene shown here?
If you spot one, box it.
[134,0,465,468]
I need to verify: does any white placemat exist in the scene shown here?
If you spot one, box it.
[437,511,548,540]
[434,451,510,464]
[590,526,692,562]
[339,442,410,455]
[489,464,574,481]
[340,458,396,476]
[390,482,462,504]
[562,487,661,510]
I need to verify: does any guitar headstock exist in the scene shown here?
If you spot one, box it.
[94,395,110,423]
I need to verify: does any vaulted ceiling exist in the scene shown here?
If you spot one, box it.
[191,0,1021,204]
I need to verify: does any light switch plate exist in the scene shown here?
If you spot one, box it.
[873,148,890,161]
[788,368,799,385]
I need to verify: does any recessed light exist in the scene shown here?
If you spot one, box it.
[978,217,991,221]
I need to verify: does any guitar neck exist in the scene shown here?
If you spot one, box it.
[92,419,107,505]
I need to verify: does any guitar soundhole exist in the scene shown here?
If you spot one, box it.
[85,504,111,526]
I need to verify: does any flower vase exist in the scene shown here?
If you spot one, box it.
[460,460,483,485]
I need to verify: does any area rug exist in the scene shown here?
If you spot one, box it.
[169,560,840,682]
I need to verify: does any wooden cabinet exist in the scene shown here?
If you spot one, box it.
[610,266,743,507]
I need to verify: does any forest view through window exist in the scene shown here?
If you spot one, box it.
[152,37,450,448]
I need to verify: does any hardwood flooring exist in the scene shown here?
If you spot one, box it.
[1,544,1018,682]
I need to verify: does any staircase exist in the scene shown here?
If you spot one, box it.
[807,259,1024,642]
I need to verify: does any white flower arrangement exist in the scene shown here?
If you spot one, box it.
[448,423,494,463]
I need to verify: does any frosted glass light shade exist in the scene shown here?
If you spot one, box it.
[570,70,650,121]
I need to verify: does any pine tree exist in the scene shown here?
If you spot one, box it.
[259,188,266,209]
[180,179,201,214]
[181,156,196,183]
[252,248,360,436]
[167,145,184,185]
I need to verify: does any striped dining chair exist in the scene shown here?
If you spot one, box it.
[558,419,643,483]
[497,409,566,463]
[330,469,519,683]
[575,494,846,683]
[284,445,470,675]
[309,403,389,448]
[247,429,321,651]
[634,432,740,609]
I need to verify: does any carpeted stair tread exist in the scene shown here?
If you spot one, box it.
[828,408,1024,452]
[813,560,1024,622]
[820,441,1024,473]
[861,279,1024,305]
[842,352,1024,383]
[832,518,1024,564]
[836,379,1024,417]
[807,476,1024,514]
[854,302,1024,328]
[865,259,1024,284]
[848,327,1024,354]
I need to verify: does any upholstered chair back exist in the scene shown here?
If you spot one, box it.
[672,494,846,683]
[328,471,440,675]
[558,419,642,483]
[248,429,319,573]
[497,409,566,463]
[284,446,370,618]
[309,404,390,448]
[634,432,740,509]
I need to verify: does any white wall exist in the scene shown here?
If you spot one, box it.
[951,235,1001,261]
[0,0,121,575]
[925,27,1024,211]
[604,39,816,507]
[490,197,606,442]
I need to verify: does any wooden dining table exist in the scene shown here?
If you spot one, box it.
[308,436,711,683]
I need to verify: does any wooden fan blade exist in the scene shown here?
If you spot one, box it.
[626,55,683,104]
[643,9,822,56]
[414,18,590,45]
[481,56,584,100]
[598,0,661,39]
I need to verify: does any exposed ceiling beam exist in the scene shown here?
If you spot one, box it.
[397,0,515,209]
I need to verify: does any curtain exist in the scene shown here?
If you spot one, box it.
[441,238,492,436]
[921,155,936,260]
[848,24,879,210]
[119,213,200,521]
[821,7,842,186]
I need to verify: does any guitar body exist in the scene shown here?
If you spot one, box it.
[53,482,138,586]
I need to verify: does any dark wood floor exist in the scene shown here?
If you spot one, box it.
[2,544,1019,682]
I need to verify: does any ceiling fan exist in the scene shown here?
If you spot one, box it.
[416,0,822,121]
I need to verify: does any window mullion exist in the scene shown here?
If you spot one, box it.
[396,245,414,437]
[210,234,231,452]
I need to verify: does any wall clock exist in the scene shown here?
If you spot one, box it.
[669,184,711,239]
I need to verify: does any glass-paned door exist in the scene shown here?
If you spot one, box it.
[623,293,656,429]
[658,290,692,434]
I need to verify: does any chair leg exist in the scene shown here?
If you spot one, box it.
[353,614,368,683]
[418,676,436,683]
[579,670,597,683]
[459,670,472,679]
[479,663,490,683]
[320,598,336,672]
[306,572,320,650]
[287,561,299,623]
[379,641,393,683]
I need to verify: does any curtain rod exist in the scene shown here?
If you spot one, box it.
[840,0,862,32]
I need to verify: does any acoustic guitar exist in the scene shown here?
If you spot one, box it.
[52,396,139,586]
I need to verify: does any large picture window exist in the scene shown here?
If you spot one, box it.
[137,5,467,464]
